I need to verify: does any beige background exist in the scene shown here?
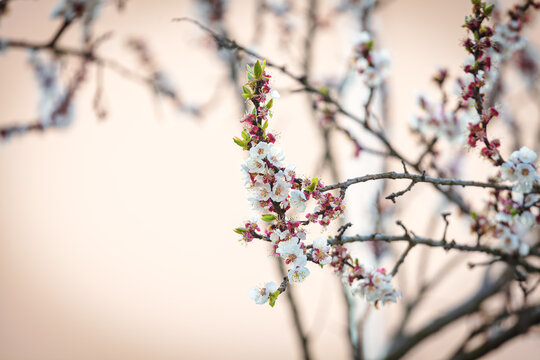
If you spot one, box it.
[0,1,539,359]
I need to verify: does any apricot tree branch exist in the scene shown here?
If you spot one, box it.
[321,171,520,193]
[449,303,540,360]
[328,233,540,274]
[174,16,474,212]
[385,270,513,360]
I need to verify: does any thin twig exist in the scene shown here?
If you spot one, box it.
[48,18,73,48]
[391,243,415,276]
[321,171,520,193]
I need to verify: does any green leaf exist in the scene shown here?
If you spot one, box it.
[261,214,277,222]
[319,87,330,97]
[234,227,247,234]
[470,211,477,220]
[366,40,374,51]
[306,177,319,192]
[485,3,494,16]
[242,86,252,95]
[508,205,518,216]
[233,137,246,148]
[254,60,263,79]
[241,129,251,141]
[265,99,273,110]
[262,119,269,130]
[268,290,280,307]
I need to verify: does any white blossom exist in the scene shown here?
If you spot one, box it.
[290,189,307,212]
[492,23,527,59]
[284,164,296,182]
[270,229,291,244]
[248,198,269,213]
[288,266,310,283]
[517,146,537,164]
[245,156,267,174]
[274,170,286,182]
[509,150,520,163]
[518,211,536,228]
[267,144,285,167]
[249,281,278,304]
[500,162,517,182]
[513,162,536,193]
[356,49,391,87]
[271,179,290,202]
[277,238,306,267]
[513,181,533,194]
[355,31,371,44]
[498,229,520,254]
[249,214,260,223]
[249,142,270,161]
[251,182,272,201]
[312,237,332,265]
[270,89,280,99]
[495,212,513,224]
[516,163,536,184]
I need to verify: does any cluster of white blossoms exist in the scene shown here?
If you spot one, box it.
[489,147,538,254]
[351,267,401,307]
[493,210,535,255]
[353,31,391,87]
[237,62,321,304]
[492,21,527,60]
[239,60,396,308]
[500,146,538,193]
[276,236,310,282]
[411,93,467,144]
[459,18,528,127]
[241,142,308,215]
[464,21,527,110]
